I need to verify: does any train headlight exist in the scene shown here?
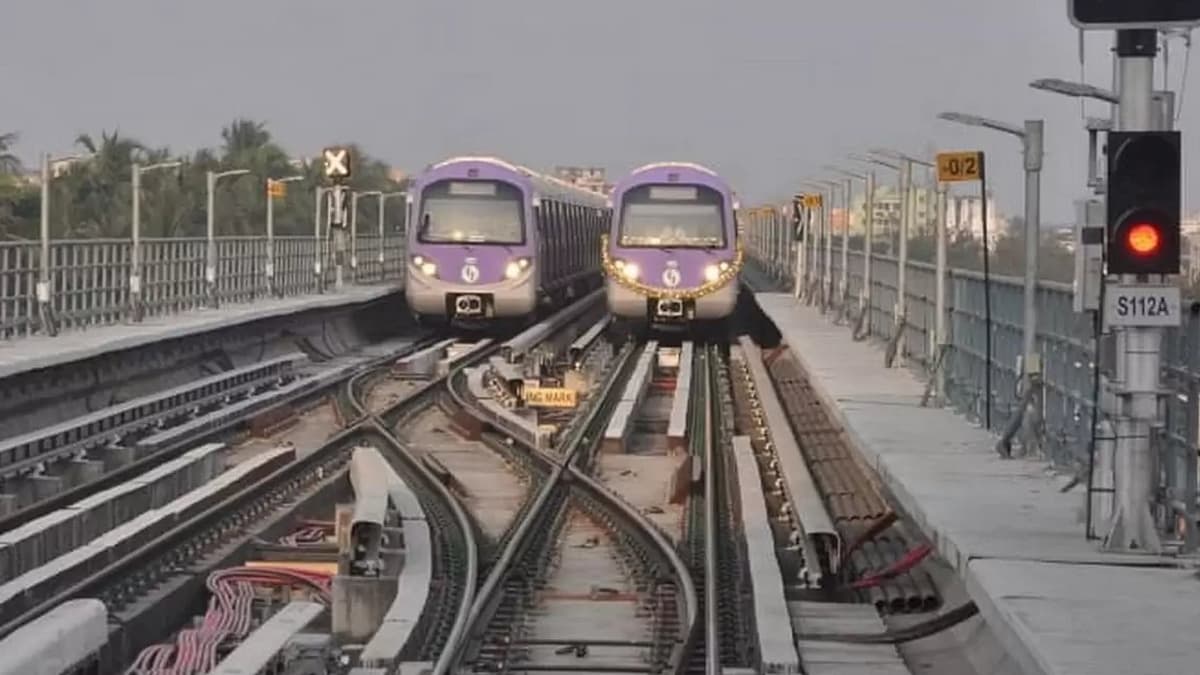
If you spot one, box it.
[704,261,731,282]
[614,260,639,281]
[412,255,437,277]
[505,257,531,279]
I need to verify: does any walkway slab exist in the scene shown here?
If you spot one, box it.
[0,284,400,380]
[755,292,1200,675]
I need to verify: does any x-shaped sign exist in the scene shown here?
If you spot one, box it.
[323,147,351,179]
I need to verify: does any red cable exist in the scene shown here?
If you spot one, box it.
[849,543,933,590]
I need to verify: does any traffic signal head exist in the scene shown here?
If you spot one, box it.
[1105,130,1181,275]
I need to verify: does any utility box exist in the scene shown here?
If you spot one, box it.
[1073,198,1105,314]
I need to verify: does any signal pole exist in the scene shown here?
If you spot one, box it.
[1106,28,1163,553]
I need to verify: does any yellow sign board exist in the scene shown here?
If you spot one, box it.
[524,386,578,408]
[936,151,983,183]
[268,181,287,198]
[801,194,822,209]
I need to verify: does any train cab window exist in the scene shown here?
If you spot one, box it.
[418,179,525,245]
[619,184,726,248]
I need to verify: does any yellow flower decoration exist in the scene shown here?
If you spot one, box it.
[599,233,744,300]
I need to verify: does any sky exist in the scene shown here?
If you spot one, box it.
[2,0,1199,224]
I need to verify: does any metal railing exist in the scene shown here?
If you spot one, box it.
[743,219,1200,546]
[0,235,406,339]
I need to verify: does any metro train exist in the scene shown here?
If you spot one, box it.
[405,156,611,328]
[602,162,743,329]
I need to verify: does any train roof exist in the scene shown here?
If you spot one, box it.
[422,155,608,207]
[611,161,734,199]
[628,161,719,177]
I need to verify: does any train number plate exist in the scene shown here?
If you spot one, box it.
[1104,284,1181,327]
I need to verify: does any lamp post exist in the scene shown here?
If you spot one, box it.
[802,179,840,311]
[313,186,327,293]
[937,112,1045,414]
[206,168,251,308]
[38,152,93,336]
[796,181,829,303]
[1029,78,1119,103]
[353,190,405,281]
[131,159,183,321]
[266,175,304,297]
[868,148,935,364]
[825,165,874,330]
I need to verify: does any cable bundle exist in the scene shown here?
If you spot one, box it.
[124,566,332,674]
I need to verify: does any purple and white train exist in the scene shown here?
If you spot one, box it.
[602,162,742,327]
[405,156,610,327]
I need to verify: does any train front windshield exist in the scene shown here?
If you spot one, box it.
[618,184,725,248]
[418,179,525,245]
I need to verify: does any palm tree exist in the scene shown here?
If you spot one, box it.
[220,119,271,159]
[0,132,22,174]
[70,130,145,237]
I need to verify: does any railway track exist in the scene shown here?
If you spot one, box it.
[439,339,699,675]
[0,333,436,536]
[92,293,607,674]
[0,334,491,669]
[438,334,770,675]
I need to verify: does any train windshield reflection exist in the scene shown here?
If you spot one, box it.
[418,179,525,245]
[619,183,725,248]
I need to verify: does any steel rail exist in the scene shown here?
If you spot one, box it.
[702,344,721,675]
[443,341,636,671]
[443,337,701,675]
[0,338,489,653]
[0,331,440,535]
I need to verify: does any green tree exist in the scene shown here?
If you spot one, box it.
[0,132,21,174]
[0,122,410,241]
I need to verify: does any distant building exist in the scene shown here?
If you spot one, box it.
[554,166,609,194]
[845,184,1007,250]
[1182,215,1200,281]
[946,191,1007,247]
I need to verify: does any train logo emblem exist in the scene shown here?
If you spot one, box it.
[662,268,681,288]
[461,264,480,283]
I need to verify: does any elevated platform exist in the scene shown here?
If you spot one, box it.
[0,285,400,381]
[754,292,1200,675]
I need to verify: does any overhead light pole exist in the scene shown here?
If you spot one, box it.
[353,190,405,279]
[858,149,933,363]
[1029,78,1120,103]
[802,179,840,312]
[825,165,874,334]
[130,159,183,321]
[266,175,304,297]
[38,152,93,336]
[206,168,251,308]
[938,111,1045,430]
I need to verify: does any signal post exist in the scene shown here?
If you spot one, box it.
[322,147,353,291]
[1070,1,1197,552]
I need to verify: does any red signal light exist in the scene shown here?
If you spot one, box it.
[1126,223,1161,255]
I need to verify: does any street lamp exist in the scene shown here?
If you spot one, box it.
[820,165,860,316]
[801,178,840,311]
[938,111,1045,411]
[130,159,184,321]
[38,152,94,336]
[1029,78,1120,103]
[206,168,251,308]
[850,149,932,358]
[352,190,405,279]
[825,165,875,332]
[1030,79,1120,191]
[849,153,902,256]
[266,175,304,297]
